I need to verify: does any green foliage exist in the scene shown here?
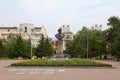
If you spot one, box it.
[109,35,120,60]
[44,38,53,57]
[0,39,4,57]
[21,40,31,58]
[4,34,31,58]
[14,35,25,57]
[1,15,120,61]
[66,27,106,58]
[107,16,120,43]
[107,16,120,60]
[35,34,45,57]
[35,34,53,57]
[11,59,112,67]
[66,27,89,58]
[6,34,17,58]
[1,34,53,59]
[88,30,106,58]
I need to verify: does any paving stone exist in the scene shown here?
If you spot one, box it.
[0,60,120,80]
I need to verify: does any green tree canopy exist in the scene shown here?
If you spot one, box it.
[0,39,4,57]
[66,26,106,58]
[107,16,120,60]
[35,34,53,58]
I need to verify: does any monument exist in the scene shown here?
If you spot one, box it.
[55,28,65,58]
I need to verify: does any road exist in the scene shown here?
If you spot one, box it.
[0,60,120,80]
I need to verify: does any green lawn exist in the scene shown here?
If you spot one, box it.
[11,59,112,67]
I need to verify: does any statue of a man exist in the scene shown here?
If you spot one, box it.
[55,28,65,40]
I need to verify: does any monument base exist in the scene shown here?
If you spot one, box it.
[51,54,69,60]
[56,40,64,58]
[55,54,64,58]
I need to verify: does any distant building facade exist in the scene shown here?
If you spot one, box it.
[0,23,46,47]
[90,24,102,30]
[61,25,73,51]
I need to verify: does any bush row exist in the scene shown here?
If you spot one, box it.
[11,59,112,67]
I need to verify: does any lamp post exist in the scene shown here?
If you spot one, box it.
[28,34,32,59]
[87,35,88,59]
[30,39,32,59]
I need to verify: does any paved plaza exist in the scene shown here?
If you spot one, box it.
[0,60,120,80]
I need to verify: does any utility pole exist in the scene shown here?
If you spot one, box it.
[87,35,88,59]
[27,33,32,59]
[30,35,32,59]
[30,38,32,59]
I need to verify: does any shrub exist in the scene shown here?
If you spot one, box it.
[11,59,112,67]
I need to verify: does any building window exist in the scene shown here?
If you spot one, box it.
[8,29,10,32]
[24,27,27,33]
[19,28,22,32]
[31,29,34,32]
[66,35,70,39]
[35,29,41,32]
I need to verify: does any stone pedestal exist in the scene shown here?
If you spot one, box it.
[56,40,64,58]
[55,28,65,58]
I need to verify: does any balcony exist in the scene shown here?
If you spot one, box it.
[1,31,19,34]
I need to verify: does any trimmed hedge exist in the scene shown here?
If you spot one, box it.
[11,59,112,67]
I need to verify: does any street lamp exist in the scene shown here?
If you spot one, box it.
[30,38,32,59]
[87,35,88,59]
[87,34,89,59]
[27,34,32,59]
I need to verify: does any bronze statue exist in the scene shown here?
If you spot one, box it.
[55,28,65,40]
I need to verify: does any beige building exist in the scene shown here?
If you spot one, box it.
[61,25,74,51]
[0,23,46,47]
[90,24,102,30]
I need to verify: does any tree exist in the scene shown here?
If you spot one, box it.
[23,40,31,58]
[88,30,106,58]
[7,34,31,58]
[14,35,31,58]
[35,35,53,58]
[107,16,120,60]
[35,34,45,57]
[0,39,4,57]
[66,26,106,58]
[113,36,120,58]
[107,16,120,43]
[6,34,17,58]
[66,27,89,58]
[44,38,53,57]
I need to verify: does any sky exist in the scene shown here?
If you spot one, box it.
[0,0,120,38]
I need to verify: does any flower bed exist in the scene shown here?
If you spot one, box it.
[11,59,112,67]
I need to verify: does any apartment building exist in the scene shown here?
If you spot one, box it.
[61,25,73,51]
[90,24,102,30]
[0,23,46,47]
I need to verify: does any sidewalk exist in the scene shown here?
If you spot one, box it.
[0,60,120,80]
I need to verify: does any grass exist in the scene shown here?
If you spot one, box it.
[11,59,112,67]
